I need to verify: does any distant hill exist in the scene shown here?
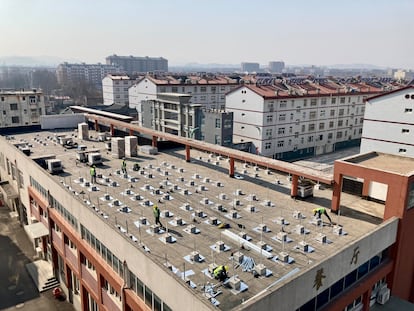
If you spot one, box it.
[0,56,81,67]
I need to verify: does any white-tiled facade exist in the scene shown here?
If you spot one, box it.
[102,75,133,106]
[0,89,45,127]
[361,87,414,157]
[226,86,372,159]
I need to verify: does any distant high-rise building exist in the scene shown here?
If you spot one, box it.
[268,61,285,73]
[56,62,121,88]
[241,62,260,73]
[106,55,168,74]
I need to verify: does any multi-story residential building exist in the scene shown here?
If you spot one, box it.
[129,73,241,126]
[226,77,403,160]
[2,115,414,311]
[142,93,199,137]
[142,93,234,147]
[105,55,168,74]
[102,74,133,106]
[199,109,233,147]
[0,89,45,127]
[361,86,414,157]
[241,62,260,73]
[268,61,285,73]
[56,62,121,88]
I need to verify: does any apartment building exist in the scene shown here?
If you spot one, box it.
[226,77,403,160]
[1,116,414,311]
[361,86,414,157]
[141,93,234,147]
[106,55,168,74]
[102,74,134,106]
[241,62,260,73]
[129,73,240,126]
[268,61,285,73]
[142,93,198,138]
[0,89,45,128]
[56,62,121,88]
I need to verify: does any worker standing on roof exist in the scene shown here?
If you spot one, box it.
[153,205,164,228]
[90,165,96,184]
[122,158,127,174]
[313,207,333,225]
[213,265,228,282]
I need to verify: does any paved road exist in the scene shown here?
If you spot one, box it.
[0,204,74,311]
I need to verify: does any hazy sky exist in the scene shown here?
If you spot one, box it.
[1,0,413,68]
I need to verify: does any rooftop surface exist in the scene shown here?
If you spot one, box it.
[11,130,386,310]
[344,152,414,176]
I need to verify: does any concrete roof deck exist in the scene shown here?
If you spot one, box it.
[344,152,414,176]
[12,130,385,310]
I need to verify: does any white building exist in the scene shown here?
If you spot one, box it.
[102,74,133,106]
[226,77,397,160]
[129,74,240,126]
[0,89,45,127]
[361,86,414,157]
[56,62,121,88]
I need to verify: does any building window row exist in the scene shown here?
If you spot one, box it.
[80,224,124,278]
[30,176,49,200]
[129,269,172,311]
[50,194,78,230]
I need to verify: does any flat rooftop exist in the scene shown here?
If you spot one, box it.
[344,152,414,176]
[10,130,386,310]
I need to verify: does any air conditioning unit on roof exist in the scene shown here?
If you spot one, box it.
[376,287,390,305]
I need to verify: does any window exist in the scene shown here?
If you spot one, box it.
[337,131,343,139]
[265,142,272,149]
[11,116,20,124]
[399,148,407,153]
[308,124,315,131]
[309,111,316,119]
[338,120,343,127]
[301,125,305,132]
[310,99,317,106]
[171,87,178,93]
[279,114,286,121]
[268,103,274,111]
[266,129,273,136]
[10,103,18,110]
[328,133,333,139]
[331,98,336,104]
[319,123,325,130]
[405,108,413,113]
[302,111,306,119]
[214,135,221,145]
[215,119,221,128]
[329,121,334,128]
[277,140,284,147]
[266,115,273,123]
[330,109,335,116]
[211,86,216,92]
[338,109,344,116]
[294,132,299,138]
[320,110,325,117]
[402,129,409,133]
[280,100,287,108]
[340,97,346,104]
[303,99,307,106]
[200,86,207,92]
[277,128,285,135]
[321,98,327,105]
[360,118,364,124]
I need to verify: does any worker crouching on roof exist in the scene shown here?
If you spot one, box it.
[213,265,228,282]
[313,207,333,224]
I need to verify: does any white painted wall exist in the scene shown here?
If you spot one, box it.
[41,114,86,130]
[361,88,414,157]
